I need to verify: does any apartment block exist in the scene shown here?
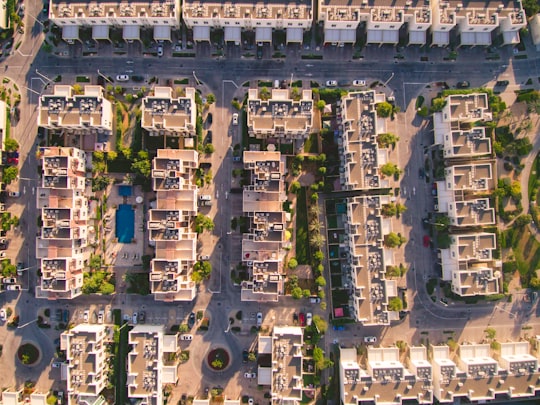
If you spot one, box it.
[183,0,312,44]
[0,390,49,405]
[440,93,493,123]
[127,325,180,404]
[247,88,313,142]
[38,85,113,151]
[338,91,391,191]
[142,87,197,138]
[49,0,180,43]
[432,343,540,402]
[257,326,304,402]
[241,151,287,302]
[431,0,525,47]
[440,233,501,296]
[339,346,433,405]
[344,195,399,325]
[149,149,199,302]
[60,324,109,405]
[36,147,89,300]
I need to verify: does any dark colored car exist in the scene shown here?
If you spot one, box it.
[206,131,212,144]
[423,235,430,248]
[7,151,19,158]
[56,308,62,322]
[206,113,212,125]
[456,81,470,89]
[139,311,146,324]
[63,309,69,323]
[257,46,263,59]
[242,349,249,363]
[187,312,196,329]
[299,312,305,327]
[132,75,145,82]
[418,168,425,179]
[495,80,509,87]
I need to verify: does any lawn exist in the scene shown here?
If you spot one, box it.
[295,187,309,264]
[304,133,319,154]
[114,324,129,405]
[126,273,150,295]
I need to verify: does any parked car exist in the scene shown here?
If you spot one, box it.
[325,80,338,87]
[157,44,163,57]
[495,80,509,87]
[418,168,425,179]
[242,349,249,363]
[6,285,20,291]
[0,252,5,258]
[83,310,89,322]
[364,336,377,344]
[52,362,62,368]
[306,312,313,326]
[256,45,263,59]
[132,312,138,324]
[116,75,129,82]
[206,131,212,144]
[97,310,104,324]
[56,309,62,322]
[353,80,366,87]
[299,312,306,326]
[63,309,69,323]
[0,308,6,321]
[256,312,263,326]
[8,191,19,198]
[180,334,193,341]
[232,113,239,125]
[199,194,211,201]
[309,297,321,304]
[2,277,16,284]
[456,81,470,89]
[188,312,196,329]
[423,235,431,248]
[199,255,210,261]
[139,311,146,324]
[132,75,145,82]
[244,372,257,379]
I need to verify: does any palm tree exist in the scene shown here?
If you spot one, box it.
[309,204,321,217]
[310,233,326,249]
[309,219,321,233]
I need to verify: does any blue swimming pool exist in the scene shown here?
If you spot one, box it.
[118,185,132,197]
[116,204,134,243]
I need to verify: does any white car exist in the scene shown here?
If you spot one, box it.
[244,372,257,379]
[364,336,377,344]
[199,255,210,261]
[6,285,20,291]
[248,398,254,405]
[180,334,193,341]
[325,80,337,87]
[83,310,89,323]
[52,362,62,368]
[306,312,313,326]
[132,312,138,325]
[353,80,366,87]
[256,312,263,326]
[97,310,104,324]
[0,308,6,321]
[116,75,129,82]
[157,44,164,57]
[8,191,20,197]
[232,113,239,125]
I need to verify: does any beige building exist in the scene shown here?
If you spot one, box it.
[183,0,312,44]
[48,0,180,43]
[0,390,49,405]
[257,326,304,403]
[142,87,197,137]
[247,88,313,142]
[149,149,199,302]
[440,233,500,296]
[344,195,400,325]
[241,151,288,302]
[127,325,180,404]
[38,85,113,151]
[338,91,391,191]
[36,147,89,300]
[60,324,109,405]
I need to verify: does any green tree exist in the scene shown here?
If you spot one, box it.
[316,100,326,111]
[178,324,189,333]
[193,261,212,282]
[195,214,215,233]
[106,151,117,161]
[315,276,326,287]
[384,232,406,248]
[131,157,151,178]
[485,327,496,340]
[204,144,215,154]
[376,102,393,117]
[211,359,223,369]
[206,93,216,104]
[310,233,325,249]
[99,282,115,295]
[523,0,540,16]
[318,166,327,175]
[4,138,19,152]
[289,181,301,194]
[302,289,311,298]
[388,297,403,311]
[260,87,270,100]
[510,181,522,199]
[515,214,532,227]
[248,352,256,362]
[377,133,399,148]
[312,315,328,333]
[21,354,30,364]
[2,166,18,184]
[396,203,407,215]
[380,163,399,177]
[313,250,324,262]
[288,258,298,269]
[291,287,303,299]
[46,395,58,405]
[431,97,447,112]
[381,203,397,217]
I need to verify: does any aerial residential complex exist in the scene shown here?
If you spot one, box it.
[241,150,288,302]
[433,93,501,297]
[37,85,113,151]
[247,88,314,144]
[35,147,89,300]
[340,342,540,405]
[49,0,180,43]
[149,149,199,302]
[47,0,526,47]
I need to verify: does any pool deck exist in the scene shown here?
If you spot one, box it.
[103,184,146,271]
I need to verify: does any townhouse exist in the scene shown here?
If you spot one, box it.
[340,342,540,405]
[48,0,180,43]
[36,147,89,300]
[247,88,313,144]
[241,151,288,302]
[60,324,109,405]
[182,0,312,44]
[127,325,180,404]
[37,85,113,151]
[0,390,49,405]
[439,233,500,296]
[257,326,304,402]
[142,87,197,139]
[149,149,199,302]
[344,196,400,325]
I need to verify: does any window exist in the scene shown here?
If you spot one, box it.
[204,21,208,24]
[484,28,488,31]
[101,20,106,24]
[390,25,395,28]
[346,24,352,27]
[331,23,336,27]
[256,22,261,25]
[224,21,229,24]
[288,23,292,26]
[121,20,127,23]
[374,24,379,28]
[235,21,240,25]
[91,20,96,23]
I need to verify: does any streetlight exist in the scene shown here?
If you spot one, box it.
[35,69,53,83]
[97,70,113,84]
[192,71,201,86]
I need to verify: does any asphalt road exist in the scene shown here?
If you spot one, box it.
[2,4,540,397]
